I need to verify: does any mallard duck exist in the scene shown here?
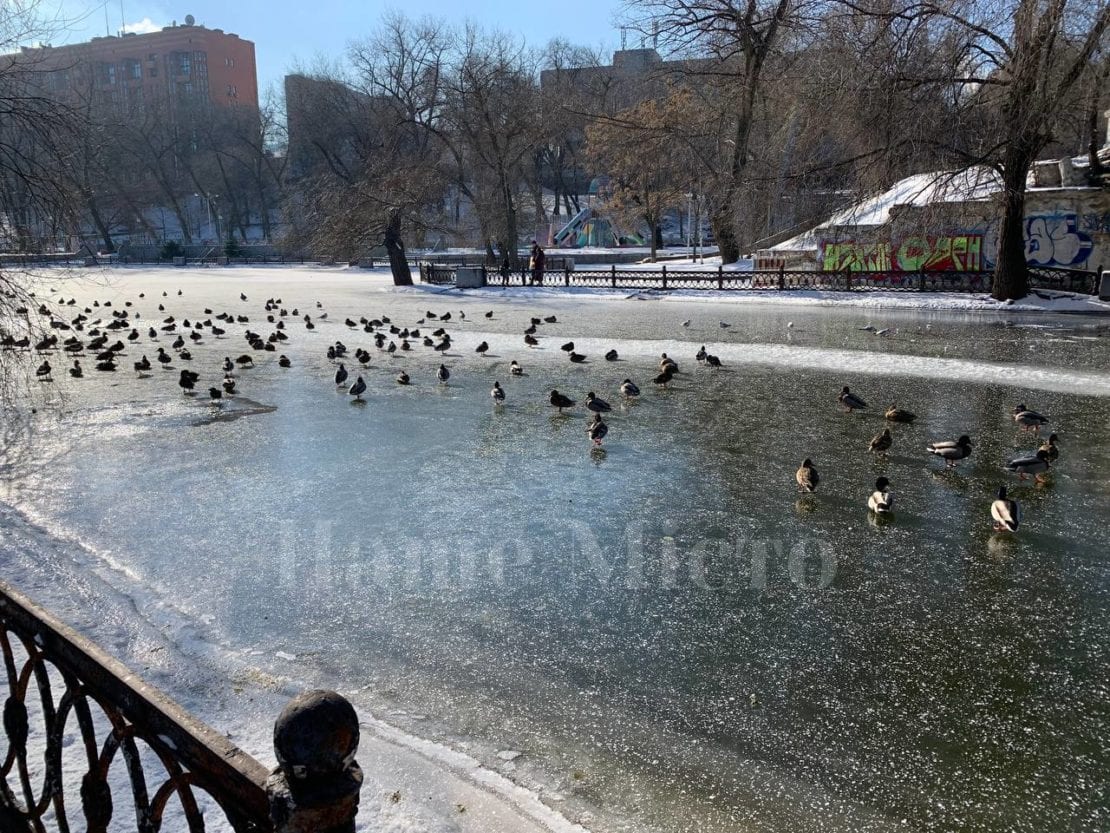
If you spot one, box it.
[569,352,586,363]
[869,428,893,454]
[560,341,575,352]
[524,334,539,347]
[660,353,678,372]
[585,392,612,413]
[491,381,505,404]
[510,360,523,376]
[705,354,722,368]
[620,379,640,398]
[208,387,223,401]
[990,486,1021,532]
[885,405,916,423]
[35,360,51,381]
[604,349,618,361]
[550,389,574,412]
[69,360,82,378]
[544,316,557,324]
[1013,404,1049,433]
[586,413,608,445]
[278,355,291,368]
[796,459,819,493]
[1006,448,1050,482]
[437,364,450,384]
[1038,433,1059,462]
[222,377,236,394]
[695,345,707,363]
[867,477,893,514]
[653,368,674,387]
[838,386,868,412]
[348,376,367,401]
[476,341,489,355]
[928,435,972,468]
[396,371,410,385]
[334,364,348,386]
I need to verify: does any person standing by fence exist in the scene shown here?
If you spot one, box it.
[530,241,546,286]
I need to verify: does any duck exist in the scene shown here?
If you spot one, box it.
[544,315,557,324]
[491,381,505,404]
[208,387,223,401]
[653,367,674,387]
[550,389,574,413]
[1013,404,1049,433]
[69,360,83,378]
[222,377,236,394]
[156,348,172,368]
[586,414,608,446]
[885,405,916,423]
[604,349,618,362]
[396,371,410,385]
[178,369,200,393]
[620,379,640,398]
[437,364,450,385]
[35,360,52,381]
[704,354,722,368]
[278,355,291,368]
[1038,433,1059,462]
[869,428,893,454]
[796,459,819,492]
[561,341,575,352]
[223,357,234,374]
[838,386,868,412]
[524,334,539,347]
[348,376,367,401]
[695,345,707,363]
[476,341,489,355]
[867,477,893,514]
[510,360,523,376]
[334,364,348,386]
[585,392,612,413]
[927,435,973,468]
[1005,448,1050,482]
[990,486,1021,532]
[659,353,677,372]
[569,352,587,363]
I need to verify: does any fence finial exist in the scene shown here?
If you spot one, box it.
[267,690,362,833]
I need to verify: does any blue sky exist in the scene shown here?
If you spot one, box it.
[39,0,625,97]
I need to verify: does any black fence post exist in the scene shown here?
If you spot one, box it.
[845,270,852,291]
[661,264,667,290]
[564,262,570,287]
[611,264,617,288]
[267,690,362,833]
[778,265,785,290]
[717,264,723,290]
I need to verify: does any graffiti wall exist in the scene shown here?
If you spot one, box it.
[1024,212,1094,267]
[820,234,983,272]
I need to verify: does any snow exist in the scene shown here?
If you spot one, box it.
[771,168,1002,252]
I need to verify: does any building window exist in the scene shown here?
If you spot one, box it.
[178,53,191,75]
[226,84,237,97]
[102,63,116,85]
[183,82,193,95]
[224,56,235,68]
[127,60,141,80]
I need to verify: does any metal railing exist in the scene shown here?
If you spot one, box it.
[0,581,362,832]
[421,262,1099,295]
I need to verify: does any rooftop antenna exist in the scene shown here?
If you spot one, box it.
[620,27,627,50]
[652,20,659,49]
[104,3,110,36]
[119,0,125,34]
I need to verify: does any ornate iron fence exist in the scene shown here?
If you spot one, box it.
[439,262,1099,295]
[0,582,363,833]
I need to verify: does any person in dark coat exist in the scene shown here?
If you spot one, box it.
[530,241,546,286]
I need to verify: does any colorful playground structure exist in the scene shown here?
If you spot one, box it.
[551,177,646,248]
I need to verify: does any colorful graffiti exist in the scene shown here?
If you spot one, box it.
[820,235,983,272]
[1025,212,1094,267]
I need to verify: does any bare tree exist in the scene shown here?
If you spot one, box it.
[837,0,1110,299]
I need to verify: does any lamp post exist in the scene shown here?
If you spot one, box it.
[194,192,220,242]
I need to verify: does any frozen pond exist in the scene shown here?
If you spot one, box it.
[2,267,1109,832]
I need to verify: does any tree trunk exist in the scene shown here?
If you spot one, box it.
[992,152,1032,301]
[710,203,740,264]
[385,213,412,286]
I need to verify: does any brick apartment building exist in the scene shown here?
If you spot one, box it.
[9,18,257,115]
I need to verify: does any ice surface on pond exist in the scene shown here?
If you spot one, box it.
[2,267,1109,833]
